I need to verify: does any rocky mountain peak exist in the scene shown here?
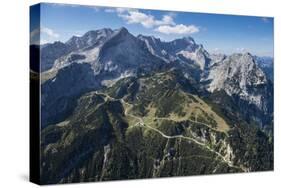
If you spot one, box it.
[183,36,196,44]
[137,35,161,45]
[38,26,273,182]
[115,27,129,36]
[206,52,270,113]
[40,27,273,119]
[65,28,114,51]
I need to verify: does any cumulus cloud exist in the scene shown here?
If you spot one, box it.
[30,28,40,40]
[155,24,199,34]
[118,10,175,28]
[43,27,59,38]
[105,8,200,35]
[30,27,59,45]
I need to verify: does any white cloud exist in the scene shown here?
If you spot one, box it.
[105,7,135,14]
[41,27,60,38]
[116,8,134,14]
[155,24,199,34]
[30,28,41,45]
[30,27,60,45]
[160,15,175,26]
[40,39,49,44]
[106,8,200,35]
[30,28,40,40]
[261,17,269,23]
[117,9,175,28]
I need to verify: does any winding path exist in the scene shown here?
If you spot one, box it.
[94,91,247,172]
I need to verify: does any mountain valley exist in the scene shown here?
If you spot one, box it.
[36,27,273,184]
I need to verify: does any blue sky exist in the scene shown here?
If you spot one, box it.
[30,3,274,57]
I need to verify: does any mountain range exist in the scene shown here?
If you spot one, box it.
[35,27,273,184]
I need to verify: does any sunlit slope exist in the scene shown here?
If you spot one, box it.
[40,69,272,184]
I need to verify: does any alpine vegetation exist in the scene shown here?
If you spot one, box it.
[30,3,274,185]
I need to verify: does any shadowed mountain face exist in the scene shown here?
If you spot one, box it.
[254,56,274,82]
[38,27,273,184]
[41,63,101,128]
[40,41,72,72]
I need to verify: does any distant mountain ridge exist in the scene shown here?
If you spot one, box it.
[39,27,273,129]
[37,27,274,184]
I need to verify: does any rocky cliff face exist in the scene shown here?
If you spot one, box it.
[204,53,273,127]
[254,56,274,82]
[138,35,211,70]
[40,41,72,72]
[207,53,269,109]
[40,70,272,184]
[41,63,101,128]
[38,27,273,184]
[66,28,114,51]
[41,28,273,129]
